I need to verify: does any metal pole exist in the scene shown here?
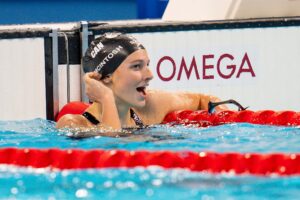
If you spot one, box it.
[59,32,70,103]
[49,29,59,118]
[80,21,92,102]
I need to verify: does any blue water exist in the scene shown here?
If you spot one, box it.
[1,119,300,152]
[1,119,300,199]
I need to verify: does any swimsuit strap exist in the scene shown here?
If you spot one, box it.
[130,108,144,127]
[82,109,144,127]
[82,112,100,125]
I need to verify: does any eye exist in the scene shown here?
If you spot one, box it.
[131,63,142,70]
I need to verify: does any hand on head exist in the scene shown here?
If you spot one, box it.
[84,72,114,103]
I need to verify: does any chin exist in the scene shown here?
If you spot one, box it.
[133,100,146,108]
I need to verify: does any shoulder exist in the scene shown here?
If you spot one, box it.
[56,114,91,129]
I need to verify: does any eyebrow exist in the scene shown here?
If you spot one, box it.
[130,59,150,64]
[131,59,149,62]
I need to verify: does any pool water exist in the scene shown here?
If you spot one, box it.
[1,119,300,199]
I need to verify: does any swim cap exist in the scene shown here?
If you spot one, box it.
[82,32,145,78]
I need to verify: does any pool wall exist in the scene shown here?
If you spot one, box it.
[1,18,300,120]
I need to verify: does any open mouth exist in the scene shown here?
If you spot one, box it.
[136,87,146,95]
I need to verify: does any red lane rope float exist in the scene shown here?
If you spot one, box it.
[0,148,300,176]
[162,110,300,126]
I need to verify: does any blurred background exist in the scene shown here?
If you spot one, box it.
[0,0,169,25]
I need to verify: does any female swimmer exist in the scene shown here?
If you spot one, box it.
[56,32,227,130]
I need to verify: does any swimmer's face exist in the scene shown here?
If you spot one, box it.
[109,49,153,108]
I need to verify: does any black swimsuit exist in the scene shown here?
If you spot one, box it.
[82,109,144,127]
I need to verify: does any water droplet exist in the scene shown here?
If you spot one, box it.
[11,187,18,195]
[75,188,88,198]
[86,181,94,188]
[140,173,150,181]
[50,172,57,179]
[104,181,113,188]
[125,181,136,189]
[62,171,69,177]
[152,179,162,186]
[17,180,24,186]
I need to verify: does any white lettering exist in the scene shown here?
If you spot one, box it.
[107,53,114,59]
[91,42,104,58]
[97,42,104,50]
[95,45,124,72]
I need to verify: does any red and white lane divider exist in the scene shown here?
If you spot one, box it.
[0,148,299,176]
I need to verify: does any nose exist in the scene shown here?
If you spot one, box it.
[144,67,153,82]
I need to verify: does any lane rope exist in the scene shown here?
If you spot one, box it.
[0,148,299,176]
[163,110,300,127]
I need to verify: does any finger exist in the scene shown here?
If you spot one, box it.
[84,72,92,81]
[84,72,99,84]
[90,72,102,80]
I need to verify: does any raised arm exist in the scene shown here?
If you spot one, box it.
[169,92,228,111]
[136,90,227,125]
[56,72,121,130]
[197,93,228,111]
[83,72,121,130]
